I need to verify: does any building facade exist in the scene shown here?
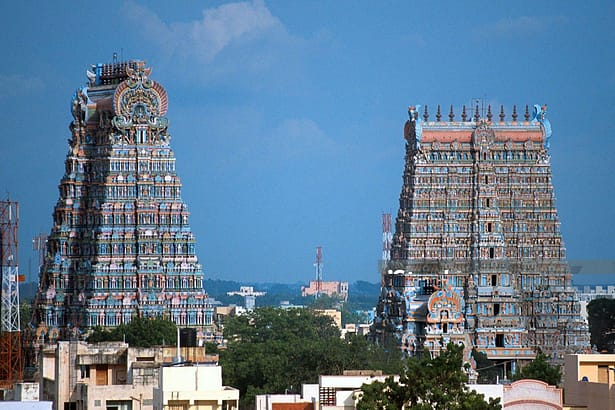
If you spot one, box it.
[153,365,239,410]
[372,104,589,363]
[39,341,219,410]
[564,353,615,409]
[31,61,213,341]
[301,281,348,301]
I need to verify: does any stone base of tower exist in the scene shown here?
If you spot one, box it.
[372,266,589,365]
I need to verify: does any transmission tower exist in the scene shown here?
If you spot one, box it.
[314,246,323,298]
[0,199,23,388]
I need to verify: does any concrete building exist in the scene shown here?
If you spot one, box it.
[573,285,615,325]
[503,379,562,409]
[373,104,589,363]
[301,282,348,301]
[255,391,314,410]
[226,287,266,311]
[31,60,213,344]
[255,371,565,409]
[0,403,52,410]
[564,354,615,409]
[153,365,238,410]
[341,324,370,339]
[0,383,52,410]
[255,371,389,410]
[319,372,391,409]
[313,310,342,330]
[40,341,218,410]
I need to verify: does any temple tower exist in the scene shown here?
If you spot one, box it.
[31,61,213,341]
[373,104,589,363]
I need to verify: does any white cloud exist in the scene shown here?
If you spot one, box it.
[262,118,340,159]
[474,15,569,38]
[123,0,282,64]
[0,74,43,98]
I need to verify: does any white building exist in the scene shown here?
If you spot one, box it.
[153,365,238,410]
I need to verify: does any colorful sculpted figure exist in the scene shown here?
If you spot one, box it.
[532,104,552,149]
[404,105,422,149]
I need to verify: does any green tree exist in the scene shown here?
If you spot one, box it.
[20,301,32,331]
[87,317,177,347]
[587,298,615,352]
[341,304,368,326]
[471,349,500,384]
[220,307,401,409]
[356,343,500,410]
[204,341,219,354]
[306,294,341,309]
[512,353,561,386]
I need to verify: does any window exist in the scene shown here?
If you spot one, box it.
[496,334,504,347]
[96,365,108,385]
[489,247,495,259]
[598,366,609,383]
[491,274,497,286]
[494,303,500,315]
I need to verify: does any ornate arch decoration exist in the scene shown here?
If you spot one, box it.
[472,120,496,147]
[426,289,464,324]
[112,61,170,137]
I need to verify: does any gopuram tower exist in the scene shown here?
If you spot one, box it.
[372,104,589,364]
[31,61,213,341]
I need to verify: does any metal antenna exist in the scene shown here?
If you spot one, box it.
[314,246,323,298]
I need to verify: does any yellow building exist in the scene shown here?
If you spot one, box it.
[564,354,615,410]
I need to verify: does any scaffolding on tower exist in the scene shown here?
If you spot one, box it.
[0,199,23,388]
[314,246,323,298]
[32,232,47,272]
[382,213,392,263]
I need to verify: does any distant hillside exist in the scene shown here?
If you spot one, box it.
[19,279,380,309]
[350,280,380,296]
[204,279,379,310]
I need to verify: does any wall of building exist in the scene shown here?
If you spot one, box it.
[255,394,312,410]
[41,341,208,410]
[154,365,239,410]
[301,281,348,300]
[564,354,615,409]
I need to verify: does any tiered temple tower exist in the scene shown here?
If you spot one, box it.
[31,61,213,341]
[373,104,589,364]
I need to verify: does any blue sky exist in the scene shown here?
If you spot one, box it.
[1,1,614,284]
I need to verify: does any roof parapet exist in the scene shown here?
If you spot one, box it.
[405,103,552,147]
[415,104,548,126]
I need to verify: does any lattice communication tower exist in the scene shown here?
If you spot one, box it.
[0,199,23,387]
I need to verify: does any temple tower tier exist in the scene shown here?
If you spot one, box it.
[372,104,589,362]
[31,61,213,342]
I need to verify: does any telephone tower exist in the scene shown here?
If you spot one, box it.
[314,246,323,298]
[0,199,23,388]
